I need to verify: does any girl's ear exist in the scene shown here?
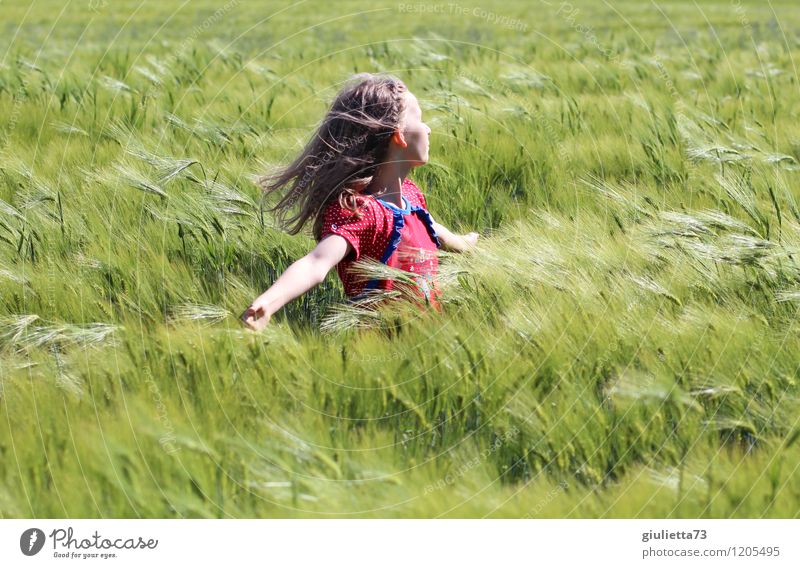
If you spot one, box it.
[391,128,408,148]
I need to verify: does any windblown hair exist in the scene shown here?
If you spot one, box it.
[257,73,408,241]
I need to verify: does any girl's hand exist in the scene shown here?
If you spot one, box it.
[431,222,479,252]
[462,232,479,249]
[241,300,271,331]
[238,235,349,332]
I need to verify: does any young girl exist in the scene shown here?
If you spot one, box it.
[241,73,479,331]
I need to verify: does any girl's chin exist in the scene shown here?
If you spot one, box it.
[405,155,429,167]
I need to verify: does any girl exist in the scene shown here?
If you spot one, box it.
[241,73,479,331]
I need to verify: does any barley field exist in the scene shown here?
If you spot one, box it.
[1,0,800,518]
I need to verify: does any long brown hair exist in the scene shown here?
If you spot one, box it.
[257,73,408,241]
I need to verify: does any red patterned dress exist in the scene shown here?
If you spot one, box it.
[319,178,443,311]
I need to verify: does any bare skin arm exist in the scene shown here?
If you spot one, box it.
[432,221,479,252]
[240,234,351,331]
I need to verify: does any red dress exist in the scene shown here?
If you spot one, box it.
[319,178,443,311]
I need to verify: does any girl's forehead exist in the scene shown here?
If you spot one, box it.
[404,91,420,111]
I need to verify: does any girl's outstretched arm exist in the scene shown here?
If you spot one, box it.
[431,221,479,252]
[241,235,351,331]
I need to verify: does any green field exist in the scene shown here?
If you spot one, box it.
[2,0,800,517]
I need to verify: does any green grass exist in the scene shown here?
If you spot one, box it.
[2,0,800,517]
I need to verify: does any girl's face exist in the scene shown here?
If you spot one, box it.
[397,91,431,166]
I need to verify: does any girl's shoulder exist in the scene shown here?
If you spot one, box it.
[323,193,382,218]
[321,193,391,234]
